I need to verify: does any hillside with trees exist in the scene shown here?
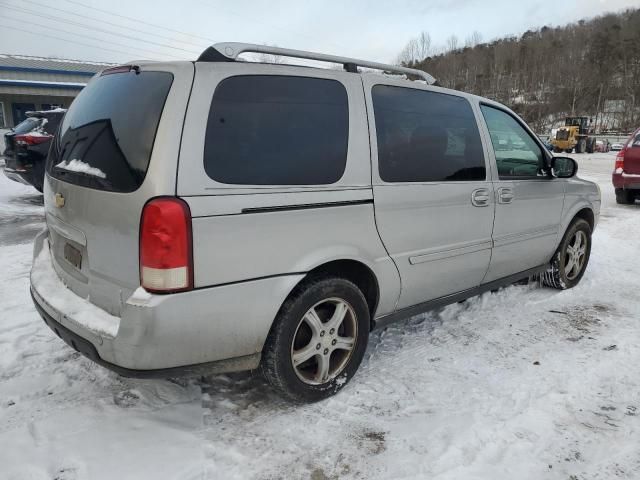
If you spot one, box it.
[397,8,640,134]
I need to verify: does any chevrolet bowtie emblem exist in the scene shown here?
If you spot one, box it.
[54,193,65,208]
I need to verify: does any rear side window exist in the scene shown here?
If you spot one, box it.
[372,85,485,183]
[47,71,173,192]
[204,75,349,185]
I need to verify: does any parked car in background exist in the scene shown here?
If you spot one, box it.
[30,43,600,402]
[612,127,640,204]
[2,109,66,192]
[595,139,611,152]
[611,142,625,151]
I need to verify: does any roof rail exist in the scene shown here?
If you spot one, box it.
[197,42,436,85]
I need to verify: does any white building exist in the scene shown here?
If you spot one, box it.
[0,54,113,128]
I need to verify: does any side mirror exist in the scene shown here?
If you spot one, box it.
[550,156,577,178]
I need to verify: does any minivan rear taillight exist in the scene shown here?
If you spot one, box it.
[140,197,193,293]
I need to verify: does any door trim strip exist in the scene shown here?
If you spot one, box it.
[409,239,493,265]
[240,199,373,214]
[493,225,558,248]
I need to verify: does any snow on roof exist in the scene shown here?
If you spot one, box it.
[0,53,115,73]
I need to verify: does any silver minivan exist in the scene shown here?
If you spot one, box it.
[30,43,601,402]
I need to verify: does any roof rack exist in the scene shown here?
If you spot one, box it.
[197,42,436,85]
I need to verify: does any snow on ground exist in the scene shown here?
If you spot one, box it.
[1,152,639,479]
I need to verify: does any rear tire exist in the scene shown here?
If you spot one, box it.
[576,139,586,153]
[565,148,573,154]
[261,276,370,402]
[543,218,591,290]
[615,188,635,205]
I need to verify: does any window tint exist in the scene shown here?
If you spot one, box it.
[372,85,485,183]
[480,105,545,179]
[204,75,349,185]
[48,71,173,192]
[41,114,63,135]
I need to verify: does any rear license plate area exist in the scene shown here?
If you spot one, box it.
[64,243,82,270]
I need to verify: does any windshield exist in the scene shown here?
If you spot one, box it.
[47,70,173,192]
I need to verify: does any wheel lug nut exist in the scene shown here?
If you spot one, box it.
[323,348,329,355]
[316,343,321,350]
[332,339,337,345]
[320,331,325,337]
[329,328,335,335]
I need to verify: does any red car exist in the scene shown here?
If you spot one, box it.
[612,127,640,204]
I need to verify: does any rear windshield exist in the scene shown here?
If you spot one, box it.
[13,117,41,134]
[47,70,173,192]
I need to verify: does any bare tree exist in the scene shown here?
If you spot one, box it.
[397,31,431,65]
[464,31,482,48]
[445,35,459,53]
[397,38,419,65]
[416,31,431,59]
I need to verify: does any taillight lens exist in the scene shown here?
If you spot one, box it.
[140,197,193,293]
[15,134,51,146]
[614,148,626,173]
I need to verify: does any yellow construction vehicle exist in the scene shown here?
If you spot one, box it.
[552,116,596,154]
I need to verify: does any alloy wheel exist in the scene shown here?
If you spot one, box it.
[290,298,358,385]
[564,230,587,280]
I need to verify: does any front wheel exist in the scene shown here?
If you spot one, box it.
[261,276,370,402]
[543,218,592,290]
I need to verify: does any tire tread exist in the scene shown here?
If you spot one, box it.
[261,275,368,402]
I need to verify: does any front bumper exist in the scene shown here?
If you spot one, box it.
[30,230,304,376]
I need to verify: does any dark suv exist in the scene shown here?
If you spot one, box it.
[3,109,65,192]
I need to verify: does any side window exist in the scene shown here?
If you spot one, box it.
[372,85,485,183]
[480,105,545,179]
[204,75,349,185]
[0,102,5,128]
[631,133,640,148]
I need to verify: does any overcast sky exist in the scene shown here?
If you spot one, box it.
[0,0,638,65]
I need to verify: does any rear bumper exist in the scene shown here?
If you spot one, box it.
[30,229,304,376]
[3,166,34,186]
[612,172,640,190]
[31,292,259,378]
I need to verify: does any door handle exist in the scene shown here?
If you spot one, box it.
[498,187,514,204]
[471,188,490,207]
